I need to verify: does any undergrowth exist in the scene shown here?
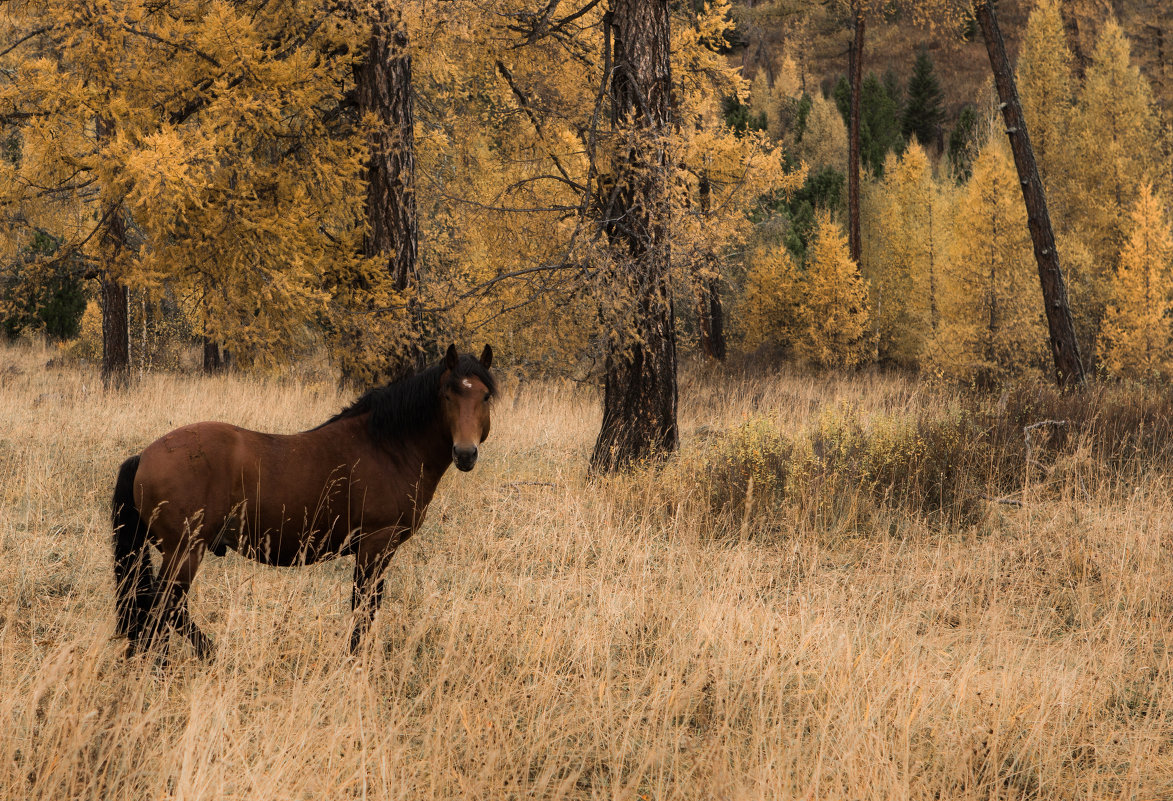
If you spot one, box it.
[674,380,1173,539]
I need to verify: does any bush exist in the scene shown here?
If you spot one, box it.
[680,379,1173,539]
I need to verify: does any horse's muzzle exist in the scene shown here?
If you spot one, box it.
[453,445,478,472]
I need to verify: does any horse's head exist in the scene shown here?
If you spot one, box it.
[440,344,495,472]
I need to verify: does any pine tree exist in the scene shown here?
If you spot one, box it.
[947,104,981,181]
[1101,185,1173,379]
[795,212,871,367]
[902,49,945,149]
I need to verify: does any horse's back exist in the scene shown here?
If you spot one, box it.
[135,421,264,529]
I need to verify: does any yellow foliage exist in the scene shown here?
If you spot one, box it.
[862,143,944,366]
[1101,185,1173,379]
[736,245,802,352]
[1069,19,1160,300]
[795,213,871,368]
[929,140,1047,385]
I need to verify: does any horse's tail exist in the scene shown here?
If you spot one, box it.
[112,454,155,651]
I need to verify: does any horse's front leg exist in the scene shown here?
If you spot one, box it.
[349,530,405,653]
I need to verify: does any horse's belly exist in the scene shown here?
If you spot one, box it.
[235,506,354,566]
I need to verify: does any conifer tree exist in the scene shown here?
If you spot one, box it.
[931,141,1047,385]
[1102,185,1173,379]
[0,1,367,371]
[863,142,941,365]
[973,0,1085,387]
[1072,19,1160,288]
[591,0,679,472]
[902,49,945,149]
[795,212,871,367]
[1016,0,1075,191]
[737,245,802,354]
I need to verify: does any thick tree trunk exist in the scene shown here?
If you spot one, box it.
[591,0,678,473]
[202,337,223,372]
[353,7,423,383]
[974,1,1086,389]
[847,6,864,265]
[100,274,129,387]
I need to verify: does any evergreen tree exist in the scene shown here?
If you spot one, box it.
[834,72,903,178]
[1101,185,1173,379]
[902,49,945,149]
[947,104,981,181]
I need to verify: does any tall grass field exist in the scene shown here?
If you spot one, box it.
[1,340,1171,799]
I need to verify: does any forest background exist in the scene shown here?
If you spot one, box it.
[3,3,1173,797]
[2,0,1173,423]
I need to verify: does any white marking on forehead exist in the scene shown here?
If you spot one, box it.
[461,379,473,390]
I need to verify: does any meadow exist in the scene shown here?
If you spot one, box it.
[1,340,1171,800]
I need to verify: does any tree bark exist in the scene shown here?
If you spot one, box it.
[590,0,678,473]
[100,274,129,387]
[353,6,424,383]
[202,337,223,372]
[974,0,1086,389]
[847,5,864,265]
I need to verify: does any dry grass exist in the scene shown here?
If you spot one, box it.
[1,340,1171,800]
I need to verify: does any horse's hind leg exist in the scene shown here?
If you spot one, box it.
[152,543,214,660]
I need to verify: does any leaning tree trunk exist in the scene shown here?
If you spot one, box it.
[974,0,1086,389]
[847,4,864,265]
[352,6,424,384]
[590,0,678,473]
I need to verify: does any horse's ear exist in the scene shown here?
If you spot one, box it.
[445,344,458,371]
[480,344,493,369]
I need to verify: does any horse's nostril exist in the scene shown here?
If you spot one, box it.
[452,446,478,470]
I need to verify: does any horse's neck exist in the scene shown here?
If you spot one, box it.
[366,414,453,489]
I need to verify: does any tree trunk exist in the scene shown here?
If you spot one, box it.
[591,1,678,473]
[353,6,423,383]
[974,0,1086,389]
[696,173,725,361]
[100,274,129,387]
[202,337,223,372]
[847,5,864,265]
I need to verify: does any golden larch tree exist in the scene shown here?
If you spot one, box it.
[1101,184,1173,379]
[795,211,871,368]
[931,140,1048,386]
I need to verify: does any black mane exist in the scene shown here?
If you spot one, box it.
[313,356,497,444]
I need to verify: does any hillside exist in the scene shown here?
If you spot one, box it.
[733,0,1171,128]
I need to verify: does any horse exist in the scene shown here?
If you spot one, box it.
[110,344,495,658]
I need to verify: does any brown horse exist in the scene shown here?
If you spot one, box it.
[111,344,495,658]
